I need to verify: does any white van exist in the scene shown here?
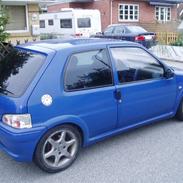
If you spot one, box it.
[39,9,101,37]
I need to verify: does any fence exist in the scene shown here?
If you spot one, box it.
[5,32,181,46]
[156,32,179,45]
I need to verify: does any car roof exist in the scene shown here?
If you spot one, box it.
[18,38,139,53]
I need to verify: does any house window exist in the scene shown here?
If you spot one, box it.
[5,5,28,31]
[155,6,171,22]
[40,20,45,28]
[119,4,139,22]
[48,19,54,26]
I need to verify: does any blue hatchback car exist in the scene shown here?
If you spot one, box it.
[0,39,182,173]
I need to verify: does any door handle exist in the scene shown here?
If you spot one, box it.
[114,89,122,103]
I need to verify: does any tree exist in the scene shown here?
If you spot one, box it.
[0,2,9,42]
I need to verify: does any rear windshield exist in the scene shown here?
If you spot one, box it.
[126,26,147,33]
[0,47,45,97]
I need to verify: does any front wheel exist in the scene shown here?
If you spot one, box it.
[176,100,183,121]
[34,125,81,173]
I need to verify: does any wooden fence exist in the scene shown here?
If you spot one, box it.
[156,32,179,45]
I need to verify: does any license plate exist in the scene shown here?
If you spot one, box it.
[145,35,153,40]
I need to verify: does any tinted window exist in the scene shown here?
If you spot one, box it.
[48,19,54,26]
[0,48,45,97]
[40,20,45,28]
[60,19,72,28]
[77,18,91,28]
[110,47,164,84]
[65,49,113,91]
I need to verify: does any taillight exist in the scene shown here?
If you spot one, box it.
[75,33,83,37]
[135,35,145,41]
[2,114,32,129]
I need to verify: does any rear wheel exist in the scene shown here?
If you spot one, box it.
[34,125,81,173]
[176,99,183,121]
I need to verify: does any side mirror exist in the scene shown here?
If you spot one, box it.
[164,68,174,79]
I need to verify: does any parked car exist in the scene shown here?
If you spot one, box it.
[0,38,182,173]
[92,24,157,49]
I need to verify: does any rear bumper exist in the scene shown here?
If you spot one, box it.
[0,123,46,162]
[136,40,157,49]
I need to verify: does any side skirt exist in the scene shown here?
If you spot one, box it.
[85,112,174,147]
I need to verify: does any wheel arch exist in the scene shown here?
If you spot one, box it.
[41,115,90,147]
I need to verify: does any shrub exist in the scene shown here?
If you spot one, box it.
[171,33,183,46]
[0,2,9,42]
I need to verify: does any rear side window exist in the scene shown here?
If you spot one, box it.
[60,19,72,28]
[65,49,113,91]
[104,26,115,35]
[0,48,45,97]
[77,18,91,28]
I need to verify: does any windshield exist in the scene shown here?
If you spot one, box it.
[0,47,46,97]
[127,26,147,33]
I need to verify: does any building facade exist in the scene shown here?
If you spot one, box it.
[48,0,182,32]
[0,0,43,44]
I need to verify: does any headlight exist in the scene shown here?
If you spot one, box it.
[2,114,32,129]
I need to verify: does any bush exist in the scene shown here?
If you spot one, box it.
[171,33,183,46]
[0,3,9,42]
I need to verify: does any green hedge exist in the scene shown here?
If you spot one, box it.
[171,34,183,46]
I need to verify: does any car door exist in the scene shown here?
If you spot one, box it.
[109,46,177,128]
[63,48,118,138]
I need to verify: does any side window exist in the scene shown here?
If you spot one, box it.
[48,19,54,26]
[104,26,114,35]
[110,47,164,84]
[40,20,45,28]
[65,49,113,91]
[77,18,91,28]
[113,26,125,35]
[60,19,72,28]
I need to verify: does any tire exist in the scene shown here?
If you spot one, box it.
[34,124,82,173]
[176,99,183,121]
